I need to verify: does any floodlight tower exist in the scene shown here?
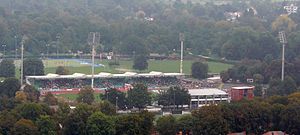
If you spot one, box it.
[279,31,287,81]
[20,35,28,86]
[179,33,185,74]
[88,32,100,89]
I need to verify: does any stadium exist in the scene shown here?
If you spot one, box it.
[26,71,184,95]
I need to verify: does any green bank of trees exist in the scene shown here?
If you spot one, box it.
[0,0,299,62]
[156,93,300,135]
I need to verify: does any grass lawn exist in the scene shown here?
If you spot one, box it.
[56,93,102,101]
[14,59,232,78]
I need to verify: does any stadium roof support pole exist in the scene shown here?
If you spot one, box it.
[179,33,184,74]
[279,31,287,81]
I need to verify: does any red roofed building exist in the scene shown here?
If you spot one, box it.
[230,86,255,101]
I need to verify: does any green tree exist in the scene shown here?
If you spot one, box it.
[36,115,57,135]
[95,100,116,116]
[115,114,143,135]
[191,61,208,79]
[138,111,155,135]
[15,103,49,121]
[77,86,95,105]
[192,105,228,135]
[23,58,45,78]
[158,87,191,108]
[55,102,71,124]
[156,115,177,135]
[86,112,115,135]
[63,103,95,135]
[23,85,40,102]
[0,111,20,135]
[127,84,150,110]
[0,59,15,77]
[15,91,27,103]
[133,54,148,71]
[43,92,58,106]
[13,119,39,135]
[103,88,127,109]
[280,102,300,135]
[177,115,193,134]
[0,78,21,98]
[55,66,70,75]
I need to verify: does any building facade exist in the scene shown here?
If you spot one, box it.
[189,88,230,108]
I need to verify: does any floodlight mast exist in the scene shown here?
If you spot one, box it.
[179,33,184,74]
[88,32,100,89]
[279,31,287,81]
[20,35,28,86]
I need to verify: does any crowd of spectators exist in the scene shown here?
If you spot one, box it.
[32,76,182,91]
[32,76,220,91]
[180,79,220,89]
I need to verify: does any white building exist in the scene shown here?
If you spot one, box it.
[189,88,230,108]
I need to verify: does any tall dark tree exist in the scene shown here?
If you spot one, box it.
[77,86,95,105]
[280,102,300,135]
[133,54,148,71]
[127,84,150,110]
[36,115,57,135]
[158,87,190,108]
[63,103,95,135]
[103,88,127,109]
[156,115,177,135]
[23,85,40,102]
[115,114,143,135]
[0,59,15,77]
[86,112,115,135]
[55,66,70,75]
[43,92,58,106]
[192,105,228,135]
[191,61,208,79]
[15,103,50,121]
[0,78,21,98]
[13,119,39,135]
[23,58,44,77]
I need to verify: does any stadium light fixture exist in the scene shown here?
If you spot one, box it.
[284,4,298,15]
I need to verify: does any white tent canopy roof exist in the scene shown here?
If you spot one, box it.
[26,72,184,80]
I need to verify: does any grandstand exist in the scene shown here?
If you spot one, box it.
[26,71,184,94]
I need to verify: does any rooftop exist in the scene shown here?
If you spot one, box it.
[232,86,255,90]
[189,88,228,96]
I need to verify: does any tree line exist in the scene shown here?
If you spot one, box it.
[0,75,299,134]
[221,58,300,96]
[0,0,299,61]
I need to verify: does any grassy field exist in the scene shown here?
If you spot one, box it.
[56,93,102,101]
[14,59,232,78]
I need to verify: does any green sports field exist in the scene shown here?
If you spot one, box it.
[15,59,232,77]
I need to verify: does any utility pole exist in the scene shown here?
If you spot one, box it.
[88,32,100,89]
[279,31,287,81]
[20,35,28,86]
[179,33,184,74]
